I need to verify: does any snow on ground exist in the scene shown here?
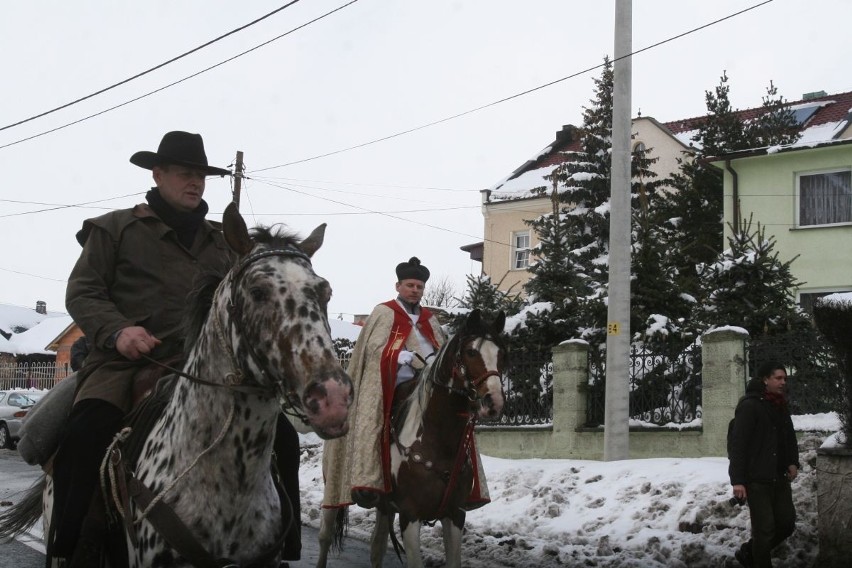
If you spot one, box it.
[299,414,839,567]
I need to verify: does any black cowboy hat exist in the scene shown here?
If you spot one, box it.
[129,131,231,177]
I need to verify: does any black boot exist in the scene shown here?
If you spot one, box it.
[68,517,105,568]
[734,540,754,568]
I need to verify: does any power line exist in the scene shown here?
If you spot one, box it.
[0,1,303,133]
[0,266,67,284]
[249,177,495,243]
[249,175,453,205]
[0,193,143,219]
[0,0,360,151]
[249,175,476,192]
[250,0,775,173]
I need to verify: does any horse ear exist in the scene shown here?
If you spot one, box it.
[299,223,327,258]
[466,309,482,331]
[222,202,254,257]
[493,311,507,334]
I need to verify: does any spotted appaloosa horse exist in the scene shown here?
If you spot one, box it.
[0,203,354,567]
[317,309,507,568]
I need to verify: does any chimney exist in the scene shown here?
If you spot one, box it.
[555,124,578,144]
[36,300,46,314]
[802,90,827,101]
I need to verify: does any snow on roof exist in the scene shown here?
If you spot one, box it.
[5,315,74,355]
[490,165,554,199]
[488,90,852,203]
[328,318,362,342]
[791,119,849,146]
[672,128,700,149]
[0,302,65,336]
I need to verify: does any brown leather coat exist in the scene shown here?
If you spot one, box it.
[65,203,233,411]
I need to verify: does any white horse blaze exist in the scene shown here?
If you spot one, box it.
[477,340,505,419]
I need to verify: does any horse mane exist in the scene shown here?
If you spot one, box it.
[182,224,304,350]
[250,224,303,250]
[183,270,227,352]
[402,331,463,418]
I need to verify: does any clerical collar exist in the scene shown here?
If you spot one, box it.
[396,297,420,315]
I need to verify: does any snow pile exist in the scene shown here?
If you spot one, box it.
[299,421,836,567]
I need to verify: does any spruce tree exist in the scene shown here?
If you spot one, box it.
[694,216,807,336]
[658,73,800,306]
[457,274,522,321]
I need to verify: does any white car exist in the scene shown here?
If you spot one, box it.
[0,390,43,450]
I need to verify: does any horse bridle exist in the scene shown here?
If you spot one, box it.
[222,246,316,424]
[445,336,503,404]
[142,246,315,425]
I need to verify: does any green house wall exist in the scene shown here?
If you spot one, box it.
[719,143,852,300]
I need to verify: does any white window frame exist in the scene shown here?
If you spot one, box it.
[796,168,852,228]
[511,230,531,270]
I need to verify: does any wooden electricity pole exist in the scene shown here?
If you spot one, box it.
[232,150,244,210]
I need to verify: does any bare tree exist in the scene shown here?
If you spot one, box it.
[422,275,459,308]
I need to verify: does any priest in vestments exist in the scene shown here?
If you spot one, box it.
[321,257,490,510]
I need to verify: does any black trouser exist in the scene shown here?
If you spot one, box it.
[746,478,796,568]
[275,415,301,561]
[52,399,124,558]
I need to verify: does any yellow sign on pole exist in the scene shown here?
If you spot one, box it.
[607,322,620,336]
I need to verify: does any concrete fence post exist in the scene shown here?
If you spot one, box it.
[700,327,749,456]
[552,340,590,451]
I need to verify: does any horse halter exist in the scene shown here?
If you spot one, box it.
[218,245,316,424]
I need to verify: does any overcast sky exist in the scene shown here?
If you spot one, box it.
[2,0,849,321]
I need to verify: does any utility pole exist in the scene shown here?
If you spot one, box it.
[604,0,632,462]
[232,150,244,211]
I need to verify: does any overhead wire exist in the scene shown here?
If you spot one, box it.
[1,0,779,264]
[248,175,451,204]
[248,176,497,244]
[0,1,303,133]
[0,0,360,151]
[0,193,144,219]
[249,0,776,173]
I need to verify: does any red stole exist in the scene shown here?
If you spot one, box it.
[378,300,440,490]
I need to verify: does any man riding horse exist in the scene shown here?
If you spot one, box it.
[321,257,490,512]
[52,131,302,566]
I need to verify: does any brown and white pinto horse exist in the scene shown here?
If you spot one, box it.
[317,309,506,568]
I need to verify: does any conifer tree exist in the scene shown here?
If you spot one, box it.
[521,57,672,350]
[658,73,800,304]
[694,216,808,336]
[457,274,523,319]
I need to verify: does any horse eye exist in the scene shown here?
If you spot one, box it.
[465,348,479,358]
[250,287,268,302]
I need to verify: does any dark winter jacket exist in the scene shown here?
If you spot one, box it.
[728,378,800,486]
[65,203,234,411]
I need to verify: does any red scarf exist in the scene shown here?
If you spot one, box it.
[764,390,789,412]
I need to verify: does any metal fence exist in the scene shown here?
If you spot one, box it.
[585,341,703,427]
[747,330,842,415]
[0,361,71,390]
[485,352,553,426]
